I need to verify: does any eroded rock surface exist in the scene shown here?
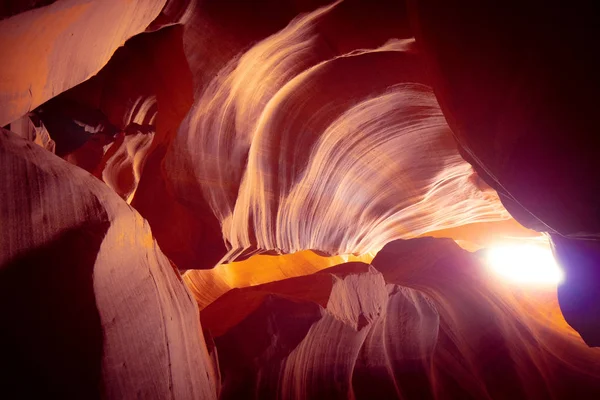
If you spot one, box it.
[164,2,512,269]
[410,0,600,347]
[202,239,600,399]
[0,128,217,399]
[0,0,166,126]
[2,0,600,398]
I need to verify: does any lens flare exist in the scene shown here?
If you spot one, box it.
[484,244,564,285]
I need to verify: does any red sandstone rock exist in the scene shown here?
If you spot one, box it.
[410,0,600,346]
[201,238,600,399]
[0,128,217,399]
[0,0,166,126]
[164,2,512,269]
[2,0,600,397]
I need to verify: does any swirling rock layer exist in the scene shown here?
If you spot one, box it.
[164,1,512,269]
[3,0,600,398]
[202,238,600,400]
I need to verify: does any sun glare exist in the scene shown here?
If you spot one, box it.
[484,244,564,285]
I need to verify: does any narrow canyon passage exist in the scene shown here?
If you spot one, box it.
[1,0,599,398]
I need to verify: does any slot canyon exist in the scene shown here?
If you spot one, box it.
[1,0,600,398]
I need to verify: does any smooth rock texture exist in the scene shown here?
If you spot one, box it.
[409,0,600,348]
[2,0,600,398]
[185,250,374,310]
[183,218,543,311]
[0,128,217,399]
[552,235,600,346]
[410,0,600,237]
[201,238,600,399]
[0,0,166,126]
[202,262,439,400]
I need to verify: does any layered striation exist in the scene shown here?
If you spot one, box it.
[2,0,600,398]
[0,0,167,126]
[0,128,217,399]
[165,2,513,268]
[201,238,600,399]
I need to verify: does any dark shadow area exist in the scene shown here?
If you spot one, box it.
[553,235,600,347]
[215,295,322,400]
[0,0,56,20]
[0,221,109,399]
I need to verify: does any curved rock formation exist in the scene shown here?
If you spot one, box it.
[184,251,374,310]
[165,2,512,269]
[0,128,217,399]
[410,0,600,347]
[411,0,600,237]
[552,235,600,346]
[202,238,600,399]
[183,219,543,311]
[2,0,600,397]
[0,0,166,126]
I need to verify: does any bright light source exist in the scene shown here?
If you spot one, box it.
[484,244,564,285]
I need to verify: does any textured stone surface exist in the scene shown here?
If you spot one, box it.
[2,0,600,397]
[0,0,166,126]
[164,2,513,269]
[201,239,600,399]
[0,128,217,399]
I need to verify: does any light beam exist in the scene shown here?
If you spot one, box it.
[485,244,564,285]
